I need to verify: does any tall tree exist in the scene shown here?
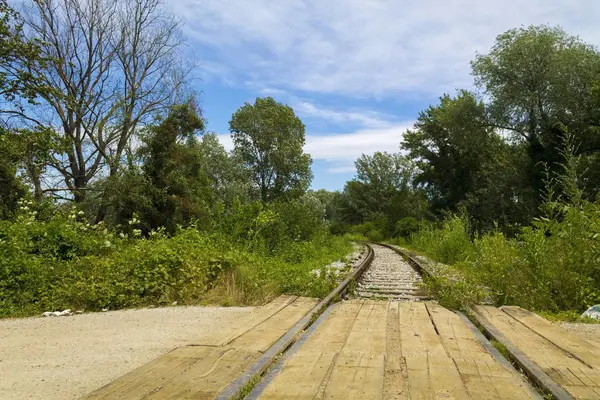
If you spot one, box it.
[0,0,46,215]
[137,101,211,232]
[229,97,312,202]
[471,25,600,201]
[402,91,498,214]
[4,0,193,203]
[197,133,251,208]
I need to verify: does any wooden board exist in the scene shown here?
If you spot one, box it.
[85,296,316,400]
[473,305,600,400]
[257,301,539,400]
[192,295,298,346]
[501,306,600,368]
[257,300,363,399]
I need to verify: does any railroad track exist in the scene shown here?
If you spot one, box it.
[355,243,429,300]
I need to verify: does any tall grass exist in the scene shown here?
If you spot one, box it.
[405,204,600,313]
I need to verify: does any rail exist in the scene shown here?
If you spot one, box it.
[215,243,374,399]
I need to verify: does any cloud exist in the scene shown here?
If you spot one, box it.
[291,99,394,128]
[216,120,414,174]
[306,123,413,173]
[170,0,600,97]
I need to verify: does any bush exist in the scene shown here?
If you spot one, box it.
[407,201,600,313]
[409,214,475,264]
[0,201,353,317]
[394,217,420,238]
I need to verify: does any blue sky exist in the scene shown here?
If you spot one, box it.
[167,0,600,191]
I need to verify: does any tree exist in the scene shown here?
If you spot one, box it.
[471,25,600,202]
[0,0,43,106]
[5,0,193,203]
[340,152,426,235]
[197,133,251,208]
[0,130,27,219]
[229,97,312,202]
[0,0,52,216]
[402,91,499,214]
[137,101,211,232]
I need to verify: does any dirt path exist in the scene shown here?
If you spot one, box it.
[0,305,254,400]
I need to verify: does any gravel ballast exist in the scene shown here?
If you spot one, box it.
[0,305,254,400]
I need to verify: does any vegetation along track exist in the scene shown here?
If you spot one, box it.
[355,244,428,300]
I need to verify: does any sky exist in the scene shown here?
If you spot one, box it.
[167,0,600,191]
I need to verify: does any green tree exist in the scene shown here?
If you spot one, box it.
[341,152,425,235]
[0,130,26,219]
[471,25,600,202]
[0,0,46,216]
[229,97,312,202]
[0,0,43,105]
[197,133,251,208]
[137,101,212,232]
[402,91,498,214]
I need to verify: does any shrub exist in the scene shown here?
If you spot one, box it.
[394,217,420,238]
[0,201,354,317]
[409,214,475,264]
[408,201,600,313]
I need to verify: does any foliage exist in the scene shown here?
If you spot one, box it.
[472,25,600,202]
[407,202,600,313]
[0,202,352,317]
[136,102,213,232]
[0,0,43,105]
[0,130,27,219]
[229,97,313,202]
[338,151,427,236]
[394,217,420,238]
[408,214,476,265]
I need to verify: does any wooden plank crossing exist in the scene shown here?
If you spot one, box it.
[255,300,537,399]
[473,305,600,400]
[84,295,318,400]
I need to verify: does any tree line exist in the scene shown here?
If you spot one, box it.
[3,0,600,245]
[0,0,315,235]
[326,25,600,239]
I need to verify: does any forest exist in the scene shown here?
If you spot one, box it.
[1,0,599,318]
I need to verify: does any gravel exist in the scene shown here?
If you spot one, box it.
[558,321,600,347]
[0,305,254,400]
[311,243,367,279]
[357,244,426,300]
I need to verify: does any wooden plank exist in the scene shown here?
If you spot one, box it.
[426,303,494,362]
[230,297,318,352]
[146,348,257,399]
[257,301,363,399]
[192,295,297,346]
[501,306,600,368]
[324,353,385,399]
[86,346,255,400]
[323,301,387,399]
[471,305,574,400]
[473,305,587,371]
[398,302,447,358]
[383,302,408,400]
[86,296,315,400]
[404,355,469,400]
[456,311,543,400]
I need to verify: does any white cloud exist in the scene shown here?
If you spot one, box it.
[291,99,394,128]
[306,123,413,173]
[216,121,414,174]
[170,0,600,97]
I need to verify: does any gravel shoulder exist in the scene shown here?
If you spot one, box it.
[0,305,254,400]
[558,321,600,346]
